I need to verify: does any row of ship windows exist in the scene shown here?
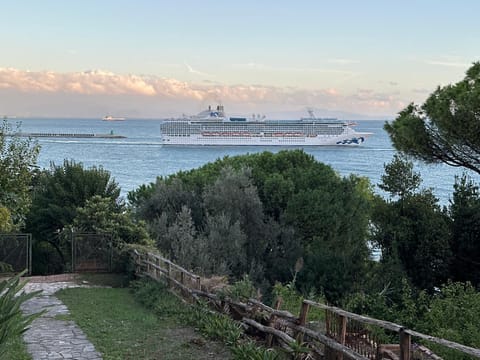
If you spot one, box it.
[161,123,343,130]
[162,129,345,134]
[161,125,345,135]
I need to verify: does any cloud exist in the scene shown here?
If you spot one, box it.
[327,58,359,65]
[424,59,470,68]
[184,62,211,77]
[230,63,355,75]
[0,68,157,95]
[412,88,430,94]
[0,67,404,117]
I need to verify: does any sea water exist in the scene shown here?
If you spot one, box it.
[10,118,478,205]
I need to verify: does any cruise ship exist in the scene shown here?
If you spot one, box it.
[160,105,372,146]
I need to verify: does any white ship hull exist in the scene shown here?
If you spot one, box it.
[161,130,371,146]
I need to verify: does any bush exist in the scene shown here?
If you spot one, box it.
[272,282,325,322]
[421,282,480,359]
[218,275,258,302]
[231,340,280,360]
[0,272,43,359]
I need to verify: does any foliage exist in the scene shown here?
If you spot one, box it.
[0,120,40,228]
[132,150,374,304]
[196,310,243,346]
[272,282,324,322]
[378,154,422,198]
[112,243,158,278]
[295,175,372,303]
[421,282,480,360]
[27,159,121,240]
[72,195,152,246]
[218,275,258,302]
[345,277,430,332]
[25,160,122,273]
[0,262,14,273]
[203,166,268,281]
[0,207,13,233]
[231,341,280,360]
[186,300,283,359]
[385,62,480,175]
[448,174,480,287]
[372,156,452,291]
[0,337,30,360]
[284,339,311,360]
[0,272,43,359]
[166,205,201,270]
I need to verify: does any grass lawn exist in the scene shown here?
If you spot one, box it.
[56,285,231,360]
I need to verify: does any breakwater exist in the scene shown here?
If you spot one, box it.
[9,132,126,139]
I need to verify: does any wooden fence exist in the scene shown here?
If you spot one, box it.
[133,250,480,360]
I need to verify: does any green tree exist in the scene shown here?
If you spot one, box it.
[134,150,373,302]
[203,212,247,277]
[422,282,480,359]
[0,120,40,228]
[378,154,422,198]
[167,205,199,269]
[203,167,267,270]
[25,160,121,273]
[27,160,121,238]
[135,178,203,229]
[448,175,480,286]
[385,62,480,174]
[372,156,452,291]
[72,195,151,246]
[294,176,372,303]
[0,207,13,232]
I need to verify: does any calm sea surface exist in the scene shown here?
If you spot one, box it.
[9,118,478,205]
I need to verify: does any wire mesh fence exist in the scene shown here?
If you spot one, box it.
[71,232,112,273]
[0,233,31,274]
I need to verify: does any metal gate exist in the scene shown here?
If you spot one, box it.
[0,233,32,275]
[71,232,112,272]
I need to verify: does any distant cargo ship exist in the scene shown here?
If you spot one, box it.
[160,105,372,146]
[102,115,126,121]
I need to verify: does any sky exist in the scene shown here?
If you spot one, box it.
[0,0,479,119]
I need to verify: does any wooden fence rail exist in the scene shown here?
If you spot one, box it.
[132,249,480,360]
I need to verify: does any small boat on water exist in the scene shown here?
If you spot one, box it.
[102,115,126,121]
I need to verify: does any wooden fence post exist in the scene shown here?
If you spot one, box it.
[266,297,282,347]
[324,310,333,360]
[167,261,171,287]
[337,315,347,360]
[297,301,310,343]
[147,254,151,275]
[196,276,201,291]
[400,329,411,360]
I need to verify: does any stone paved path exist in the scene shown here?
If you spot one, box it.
[21,280,103,360]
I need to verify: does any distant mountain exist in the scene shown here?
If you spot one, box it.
[265,107,394,121]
